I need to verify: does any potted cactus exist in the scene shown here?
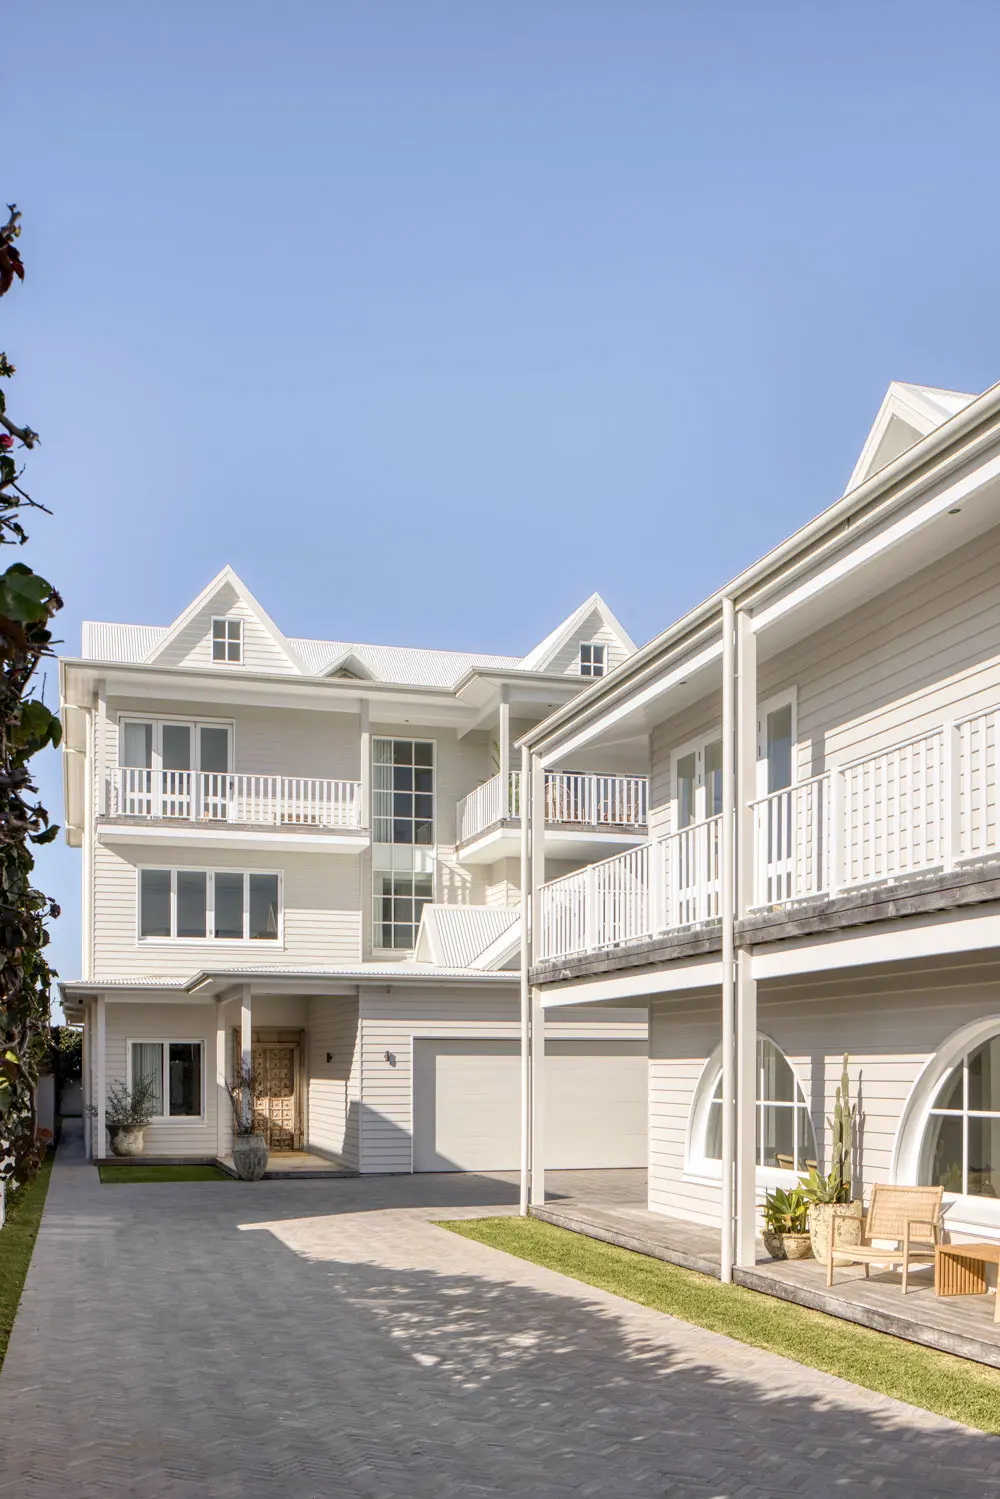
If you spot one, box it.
[762,1186,812,1259]
[801,1054,863,1262]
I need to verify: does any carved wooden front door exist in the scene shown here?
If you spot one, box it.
[252,1044,298,1150]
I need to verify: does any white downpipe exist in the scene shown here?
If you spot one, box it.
[720,597,736,1283]
[519,742,530,1216]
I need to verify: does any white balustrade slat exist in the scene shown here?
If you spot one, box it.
[108,768,361,830]
[456,770,649,844]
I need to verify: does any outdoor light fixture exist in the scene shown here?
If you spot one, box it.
[949,507,962,514]
[384,1050,396,1066]
[326,1052,333,1064]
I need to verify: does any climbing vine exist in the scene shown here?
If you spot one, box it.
[0,204,63,1189]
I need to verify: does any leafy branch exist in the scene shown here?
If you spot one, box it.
[0,203,62,1189]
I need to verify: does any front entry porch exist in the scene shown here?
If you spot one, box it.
[532,1180,1000,1371]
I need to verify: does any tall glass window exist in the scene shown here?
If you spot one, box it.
[921,1037,1000,1198]
[372,739,435,949]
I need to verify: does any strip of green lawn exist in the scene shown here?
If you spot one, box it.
[440,1215,1000,1434]
[0,1151,54,1373]
[99,1163,231,1184]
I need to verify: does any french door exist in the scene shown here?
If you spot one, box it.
[671,736,723,923]
[118,719,232,818]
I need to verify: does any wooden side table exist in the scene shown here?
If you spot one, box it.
[935,1242,1000,1320]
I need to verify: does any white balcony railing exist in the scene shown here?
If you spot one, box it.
[457,770,648,845]
[108,768,363,829]
[538,707,1000,961]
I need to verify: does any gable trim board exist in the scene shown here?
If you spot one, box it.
[145,566,305,674]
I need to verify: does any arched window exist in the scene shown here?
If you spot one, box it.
[700,1037,817,1173]
[919,1035,1000,1199]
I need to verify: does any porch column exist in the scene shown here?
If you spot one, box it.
[216,999,230,1158]
[359,699,371,830]
[96,994,106,1161]
[720,598,736,1282]
[499,689,510,815]
[520,742,530,1216]
[81,1005,92,1160]
[529,750,546,1207]
[735,609,759,1270]
[240,985,253,1130]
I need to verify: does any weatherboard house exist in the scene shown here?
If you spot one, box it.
[59,575,649,1172]
[521,381,1000,1268]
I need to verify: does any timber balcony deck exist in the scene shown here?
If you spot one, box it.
[534,1176,1000,1370]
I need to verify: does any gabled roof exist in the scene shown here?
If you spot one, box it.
[144,565,306,673]
[846,382,976,494]
[414,904,520,968]
[518,592,636,673]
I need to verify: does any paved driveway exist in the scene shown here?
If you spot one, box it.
[3,1128,999,1498]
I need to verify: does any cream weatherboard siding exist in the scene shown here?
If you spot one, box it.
[485,858,521,907]
[92,841,362,977]
[101,699,363,789]
[307,996,361,1169]
[158,592,297,675]
[356,988,647,1174]
[646,524,1000,842]
[649,957,1000,1235]
[545,605,632,678]
[104,1001,219,1157]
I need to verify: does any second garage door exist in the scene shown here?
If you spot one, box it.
[412,1037,647,1172]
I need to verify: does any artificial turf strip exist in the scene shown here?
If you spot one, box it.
[99,1163,231,1184]
[0,1150,54,1373]
[440,1214,1000,1435]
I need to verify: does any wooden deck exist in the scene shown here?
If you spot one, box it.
[534,1186,1000,1370]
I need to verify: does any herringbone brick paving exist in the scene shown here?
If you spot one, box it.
[2,1123,999,1497]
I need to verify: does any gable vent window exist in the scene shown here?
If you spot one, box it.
[579,642,606,678]
[212,617,243,664]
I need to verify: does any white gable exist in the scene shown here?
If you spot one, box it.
[519,593,636,678]
[846,382,976,494]
[144,567,303,675]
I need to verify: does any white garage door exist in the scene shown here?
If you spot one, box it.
[413,1037,647,1172]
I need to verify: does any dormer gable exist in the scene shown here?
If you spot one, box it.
[144,566,303,675]
[519,592,636,679]
[320,647,379,681]
[846,381,976,494]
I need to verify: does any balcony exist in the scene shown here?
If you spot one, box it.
[538,705,999,961]
[100,768,367,852]
[456,770,648,864]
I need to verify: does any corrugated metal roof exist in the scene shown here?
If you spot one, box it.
[59,962,514,995]
[414,905,520,968]
[80,621,520,687]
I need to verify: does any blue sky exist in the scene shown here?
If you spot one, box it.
[8,1,1000,996]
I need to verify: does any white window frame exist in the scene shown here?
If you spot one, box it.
[670,729,723,831]
[211,616,244,664]
[579,642,607,678]
[136,867,284,944]
[371,736,438,954]
[755,689,798,799]
[117,715,235,773]
[895,1015,1000,1234]
[685,1035,816,1189]
[125,1037,207,1123]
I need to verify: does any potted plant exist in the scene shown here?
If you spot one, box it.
[800,1054,863,1262]
[225,1060,269,1180]
[90,1075,158,1156]
[762,1186,812,1260]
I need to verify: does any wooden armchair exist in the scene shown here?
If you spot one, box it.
[827,1183,943,1293]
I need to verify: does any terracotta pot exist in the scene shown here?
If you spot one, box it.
[808,1200,863,1263]
[232,1134,269,1181]
[108,1125,145,1157]
[763,1230,812,1261]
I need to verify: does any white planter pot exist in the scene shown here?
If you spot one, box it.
[232,1134,269,1181]
[108,1126,146,1157]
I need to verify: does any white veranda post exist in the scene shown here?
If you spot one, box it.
[240,985,253,1130]
[520,741,530,1217]
[735,610,759,1270]
[529,750,546,1207]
